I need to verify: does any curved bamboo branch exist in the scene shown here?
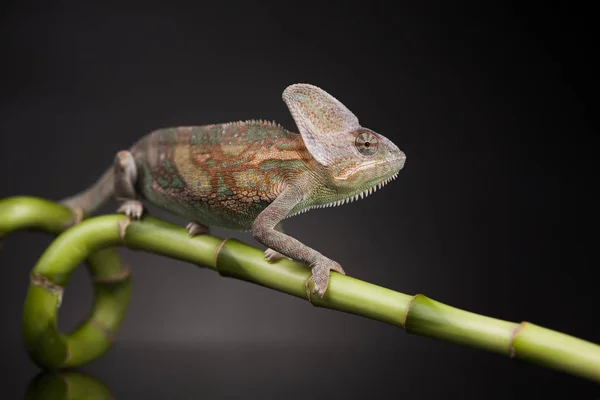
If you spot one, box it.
[0,197,131,369]
[2,196,600,382]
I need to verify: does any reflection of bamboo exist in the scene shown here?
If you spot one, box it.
[25,371,113,400]
[0,197,131,369]
[2,196,600,382]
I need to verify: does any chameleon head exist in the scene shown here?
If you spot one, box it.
[283,83,406,200]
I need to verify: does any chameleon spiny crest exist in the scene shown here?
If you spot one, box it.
[61,83,406,298]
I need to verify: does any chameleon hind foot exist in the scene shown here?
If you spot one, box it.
[305,258,346,300]
[113,150,143,219]
[186,221,209,237]
[264,248,292,262]
[117,200,144,219]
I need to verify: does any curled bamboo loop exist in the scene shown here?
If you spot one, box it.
[0,197,131,369]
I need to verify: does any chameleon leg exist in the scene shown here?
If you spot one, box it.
[252,184,346,298]
[264,222,292,262]
[113,150,144,219]
[186,221,210,237]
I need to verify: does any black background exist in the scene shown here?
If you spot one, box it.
[0,1,597,398]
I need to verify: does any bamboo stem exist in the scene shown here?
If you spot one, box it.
[2,196,599,382]
[0,196,78,236]
[0,197,131,369]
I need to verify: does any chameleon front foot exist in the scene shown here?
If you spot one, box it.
[264,248,291,262]
[117,200,144,219]
[186,221,209,237]
[305,258,346,300]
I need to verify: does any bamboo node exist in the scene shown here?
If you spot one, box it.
[89,317,116,343]
[63,342,72,364]
[93,263,131,284]
[30,273,64,308]
[117,218,131,243]
[214,238,230,273]
[509,321,527,358]
[65,207,84,228]
[403,293,422,329]
[60,374,72,398]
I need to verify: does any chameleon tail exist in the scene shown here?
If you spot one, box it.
[60,168,114,215]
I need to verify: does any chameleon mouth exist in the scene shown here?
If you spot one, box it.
[288,171,400,217]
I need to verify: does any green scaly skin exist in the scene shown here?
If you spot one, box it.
[61,84,406,297]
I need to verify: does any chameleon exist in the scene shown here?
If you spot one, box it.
[60,83,406,298]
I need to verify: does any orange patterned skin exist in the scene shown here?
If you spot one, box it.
[131,121,318,230]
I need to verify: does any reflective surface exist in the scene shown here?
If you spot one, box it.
[25,371,112,400]
[4,341,600,399]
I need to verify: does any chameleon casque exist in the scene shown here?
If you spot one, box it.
[61,84,406,298]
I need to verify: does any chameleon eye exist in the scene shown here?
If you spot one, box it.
[355,132,379,156]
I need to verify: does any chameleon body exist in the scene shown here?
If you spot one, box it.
[61,84,406,297]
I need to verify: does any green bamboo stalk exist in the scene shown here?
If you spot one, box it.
[2,196,600,381]
[0,196,78,236]
[25,371,113,400]
[0,197,131,369]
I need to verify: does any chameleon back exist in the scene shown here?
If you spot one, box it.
[131,120,312,230]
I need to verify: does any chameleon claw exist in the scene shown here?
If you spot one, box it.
[305,259,346,300]
[305,275,314,304]
[264,248,291,262]
[186,221,209,237]
[117,200,144,219]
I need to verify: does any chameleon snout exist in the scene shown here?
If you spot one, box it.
[395,150,407,170]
